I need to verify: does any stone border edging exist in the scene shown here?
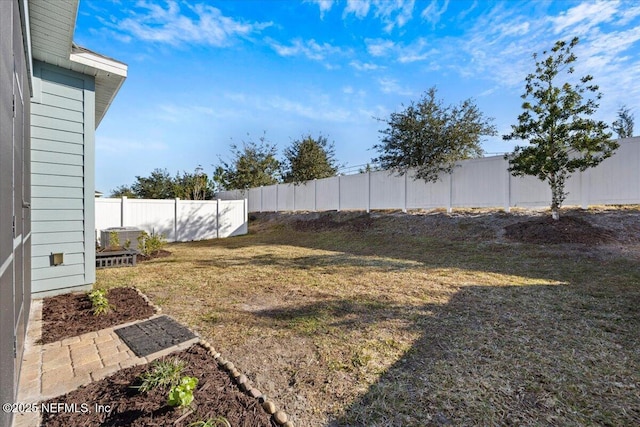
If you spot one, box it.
[132,287,163,314]
[200,339,294,427]
[132,287,294,426]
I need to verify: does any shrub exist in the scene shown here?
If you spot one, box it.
[108,231,120,249]
[167,376,198,408]
[134,358,185,393]
[137,231,167,256]
[87,289,112,315]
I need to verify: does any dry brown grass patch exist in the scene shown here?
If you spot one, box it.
[97,209,640,426]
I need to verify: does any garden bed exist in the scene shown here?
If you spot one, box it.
[40,345,273,427]
[40,287,156,344]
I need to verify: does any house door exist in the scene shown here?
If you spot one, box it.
[13,55,26,383]
[0,2,28,423]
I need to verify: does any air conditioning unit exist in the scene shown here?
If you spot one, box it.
[100,227,144,251]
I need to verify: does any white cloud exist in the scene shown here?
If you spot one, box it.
[342,0,417,31]
[307,0,335,18]
[421,0,449,25]
[457,0,477,20]
[344,0,371,18]
[550,0,618,35]
[96,136,168,153]
[365,37,436,64]
[397,38,437,63]
[223,91,355,123]
[155,103,243,123]
[349,60,381,71]
[270,96,353,122]
[116,1,271,46]
[373,0,416,32]
[435,0,640,127]
[365,38,396,56]
[378,77,414,96]
[267,38,342,62]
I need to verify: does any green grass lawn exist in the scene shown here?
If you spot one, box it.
[97,211,640,426]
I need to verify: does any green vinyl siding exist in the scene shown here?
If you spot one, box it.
[31,220,84,233]
[32,253,84,269]
[31,150,83,166]
[32,139,84,155]
[31,242,85,257]
[31,104,84,123]
[31,186,84,199]
[31,126,83,144]
[31,114,84,133]
[40,93,83,114]
[31,209,84,221]
[31,163,83,177]
[31,61,96,295]
[31,198,83,210]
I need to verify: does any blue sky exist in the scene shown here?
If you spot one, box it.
[74,0,640,195]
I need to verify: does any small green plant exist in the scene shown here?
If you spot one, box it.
[124,238,132,250]
[133,357,185,393]
[188,416,231,427]
[108,231,120,249]
[88,289,112,315]
[167,376,198,408]
[137,230,167,256]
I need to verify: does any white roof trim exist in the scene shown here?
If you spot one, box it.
[20,0,34,89]
[70,49,127,78]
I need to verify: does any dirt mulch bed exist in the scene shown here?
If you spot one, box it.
[40,345,273,427]
[504,215,615,244]
[137,249,172,263]
[40,287,156,344]
[292,212,375,232]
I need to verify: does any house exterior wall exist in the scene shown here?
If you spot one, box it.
[30,60,96,297]
[1,1,31,426]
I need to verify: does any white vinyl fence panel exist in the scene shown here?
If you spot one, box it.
[95,198,248,243]
[216,138,640,213]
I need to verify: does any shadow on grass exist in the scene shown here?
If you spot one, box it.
[251,283,639,426]
[245,282,639,425]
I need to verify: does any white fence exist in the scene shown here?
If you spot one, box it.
[217,138,640,213]
[95,198,248,242]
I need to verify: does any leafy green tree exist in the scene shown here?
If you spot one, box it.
[503,37,617,220]
[612,105,634,139]
[174,166,213,200]
[373,87,497,183]
[131,168,177,199]
[110,185,136,198]
[215,133,280,190]
[282,134,338,184]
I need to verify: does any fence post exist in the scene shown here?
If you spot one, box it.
[260,186,263,213]
[338,175,341,212]
[446,173,453,213]
[314,179,317,212]
[174,198,180,242]
[216,199,220,239]
[504,162,511,213]
[367,171,371,213]
[121,196,127,226]
[403,172,407,213]
[244,198,248,233]
[293,183,296,212]
[275,184,279,213]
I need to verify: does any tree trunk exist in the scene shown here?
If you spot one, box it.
[549,173,566,221]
